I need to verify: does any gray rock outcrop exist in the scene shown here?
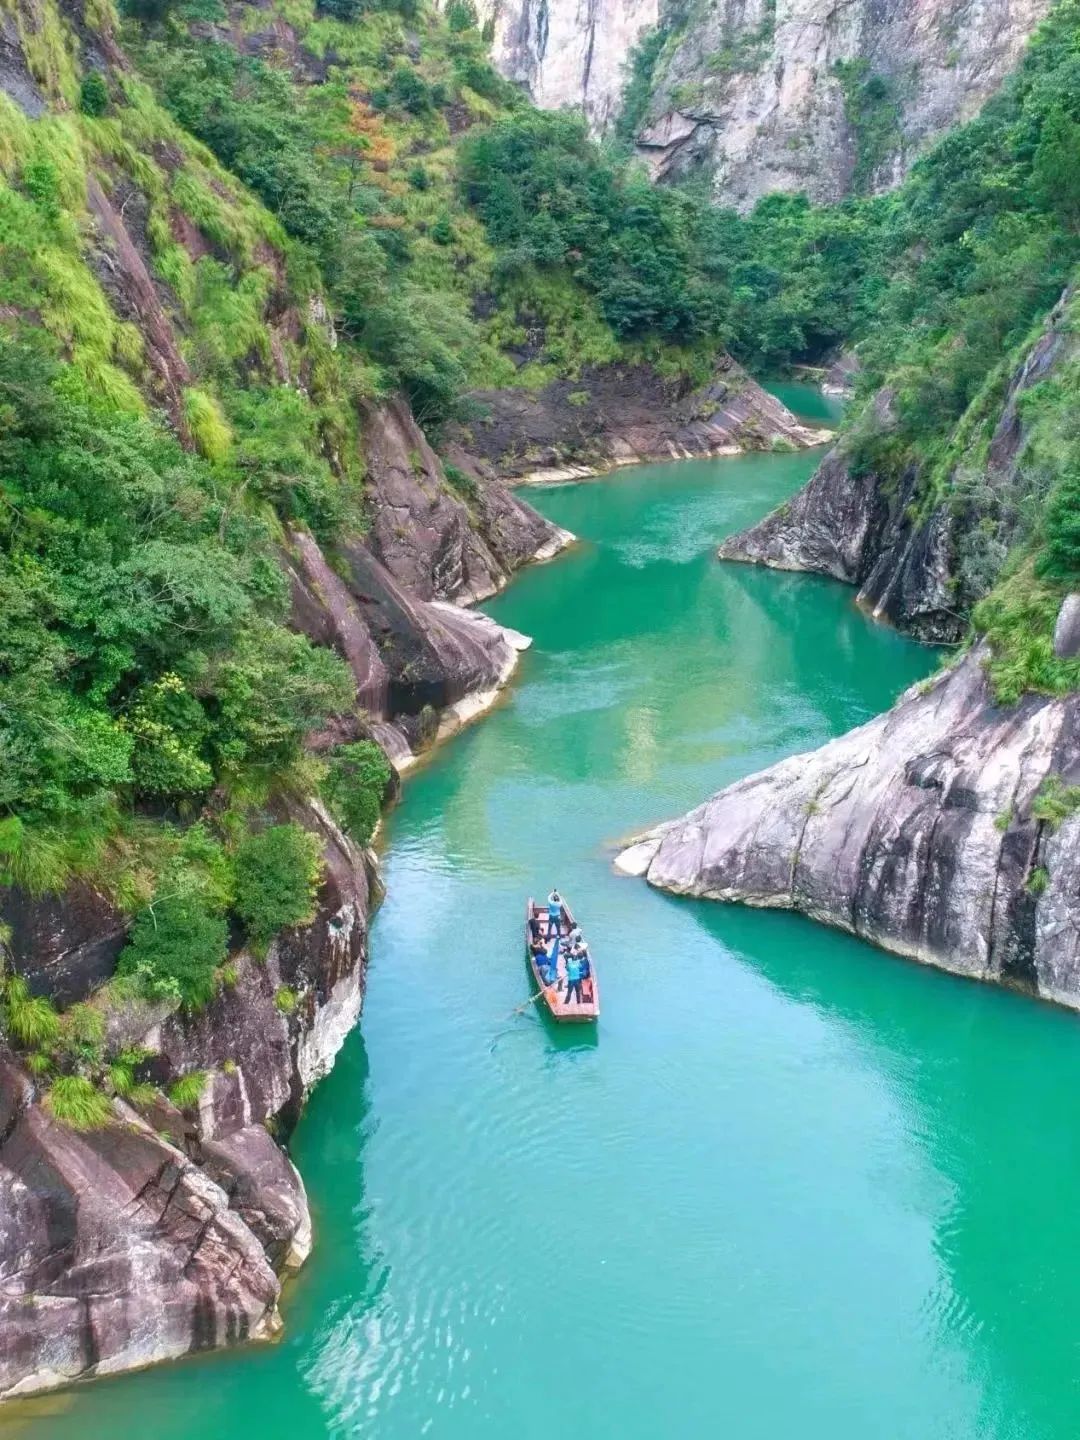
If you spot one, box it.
[449,358,830,483]
[0,801,370,1400]
[473,0,658,131]
[482,0,1050,206]
[619,648,1080,1007]
[636,0,1051,205]
[720,291,1079,642]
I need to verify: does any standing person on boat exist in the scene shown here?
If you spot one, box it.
[544,934,560,988]
[564,948,584,1006]
[546,889,563,940]
[578,945,592,1003]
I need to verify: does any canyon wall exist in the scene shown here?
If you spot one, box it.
[481,0,1051,206]
[619,644,1080,1008]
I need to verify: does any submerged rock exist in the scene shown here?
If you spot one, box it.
[619,648,1080,1007]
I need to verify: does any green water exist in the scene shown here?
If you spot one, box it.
[763,379,846,426]
[16,435,1080,1439]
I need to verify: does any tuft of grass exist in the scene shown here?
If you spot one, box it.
[1031,774,1080,831]
[2,976,61,1049]
[44,1075,113,1131]
[274,985,298,1014]
[168,1070,208,1109]
[183,386,232,463]
[1027,865,1050,895]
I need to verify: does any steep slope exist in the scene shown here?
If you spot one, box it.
[478,0,657,130]
[617,4,1080,1014]
[634,0,1052,205]
[477,0,1050,206]
[0,0,569,1399]
[619,645,1080,1008]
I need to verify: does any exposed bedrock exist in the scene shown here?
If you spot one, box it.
[361,397,569,604]
[448,359,830,483]
[474,0,658,132]
[720,293,1078,643]
[619,647,1080,1007]
[0,394,563,1400]
[0,801,370,1400]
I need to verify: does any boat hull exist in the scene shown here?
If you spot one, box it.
[525,897,599,1022]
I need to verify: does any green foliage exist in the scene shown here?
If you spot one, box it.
[833,59,902,193]
[44,1075,113,1131]
[274,984,298,1014]
[973,567,1080,705]
[461,110,727,346]
[322,740,391,843]
[79,71,110,117]
[183,385,231,462]
[446,0,477,30]
[117,896,228,1008]
[233,823,323,947]
[168,1069,208,1108]
[1039,461,1080,581]
[1031,775,1080,830]
[442,460,478,500]
[1026,865,1050,895]
[0,337,353,866]
[1,975,61,1049]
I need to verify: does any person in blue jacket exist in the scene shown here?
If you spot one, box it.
[564,949,584,1005]
[546,889,563,940]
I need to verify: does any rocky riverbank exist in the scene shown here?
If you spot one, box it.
[447,358,831,484]
[618,644,1080,1008]
[0,399,572,1402]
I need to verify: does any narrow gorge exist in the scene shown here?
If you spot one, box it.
[4,0,1080,1431]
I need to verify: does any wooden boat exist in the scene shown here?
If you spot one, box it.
[525,896,600,1023]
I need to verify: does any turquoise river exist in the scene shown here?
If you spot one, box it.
[12,389,1080,1439]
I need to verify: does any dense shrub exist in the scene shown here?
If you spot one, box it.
[323,740,392,843]
[234,824,323,947]
[0,339,353,850]
[79,71,110,117]
[117,896,229,1008]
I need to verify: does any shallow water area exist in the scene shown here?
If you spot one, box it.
[15,395,1080,1440]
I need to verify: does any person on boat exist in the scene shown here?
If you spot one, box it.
[528,911,543,945]
[564,949,584,1006]
[567,924,583,948]
[578,945,592,1003]
[546,889,563,939]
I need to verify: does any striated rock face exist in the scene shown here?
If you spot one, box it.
[717,419,966,643]
[449,359,830,483]
[720,291,1078,642]
[0,802,370,1400]
[476,0,658,131]
[362,398,566,604]
[480,0,1049,204]
[642,0,1050,204]
[619,648,1080,1007]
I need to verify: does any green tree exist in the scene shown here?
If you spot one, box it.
[234,824,323,948]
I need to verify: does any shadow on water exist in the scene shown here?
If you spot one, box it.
[658,888,1080,1440]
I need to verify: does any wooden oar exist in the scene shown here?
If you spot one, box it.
[510,986,547,1017]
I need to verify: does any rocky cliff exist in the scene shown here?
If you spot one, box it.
[449,357,830,482]
[637,0,1052,204]
[0,454,563,1400]
[718,290,1078,642]
[476,0,658,130]
[618,645,1080,1006]
[481,0,1050,206]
